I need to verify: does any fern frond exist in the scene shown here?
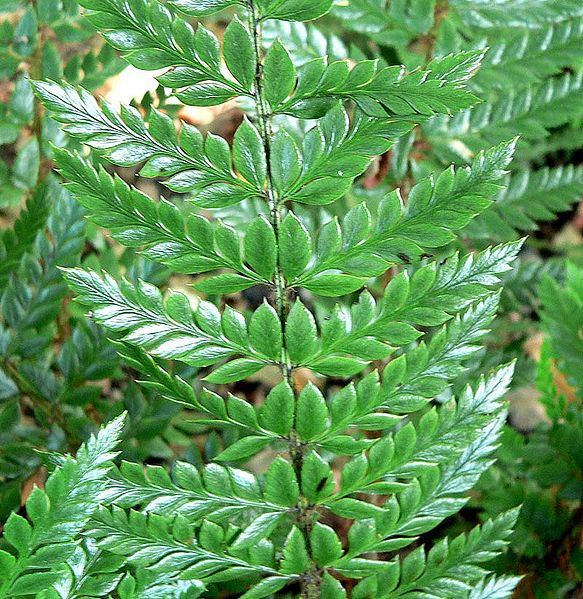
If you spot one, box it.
[62,268,273,377]
[304,241,522,377]
[174,0,333,20]
[308,377,517,584]
[322,365,513,517]
[115,342,198,406]
[377,510,519,598]
[473,18,583,91]
[0,185,51,287]
[275,52,482,120]
[28,1,523,594]
[75,0,251,101]
[450,0,583,29]
[114,570,204,599]
[383,411,507,539]
[392,364,515,474]
[34,83,260,202]
[0,414,125,597]
[296,140,516,292]
[467,165,583,240]
[2,185,84,339]
[116,343,288,440]
[93,296,507,459]
[54,149,268,292]
[102,460,291,523]
[86,506,293,589]
[315,294,501,453]
[117,296,504,456]
[427,71,583,152]
[540,263,583,393]
[190,138,516,296]
[379,294,501,413]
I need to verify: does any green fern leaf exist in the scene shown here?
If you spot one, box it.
[101,459,291,527]
[316,294,501,452]
[376,509,519,598]
[450,0,583,29]
[275,53,481,119]
[2,185,84,347]
[295,140,517,291]
[75,0,249,100]
[304,241,523,376]
[27,0,526,594]
[0,415,125,597]
[0,184,50,287]
[540,263,583,393]
[52,149,266,290]
[86,506,293,585]
[473,18,583,91]
[467,165,583,240]
[62,269,271,377]
[427,71,583,152]
[34,83,260,202]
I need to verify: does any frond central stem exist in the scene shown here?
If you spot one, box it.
[247,3,320,597]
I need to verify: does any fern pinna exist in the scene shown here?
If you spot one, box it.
[0,0,524,597]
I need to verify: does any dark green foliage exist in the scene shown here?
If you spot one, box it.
[540,265,583,392]
[0,0,186,529]
[468,166,583,240]
[0,414,125,596]
[476,268,583,595]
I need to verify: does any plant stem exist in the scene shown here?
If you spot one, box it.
[246,4,320,596]
[247,5,287,325]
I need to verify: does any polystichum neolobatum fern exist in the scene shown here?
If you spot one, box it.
[0,0,526,597]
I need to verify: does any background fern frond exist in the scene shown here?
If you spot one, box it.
[0,414,125,598]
